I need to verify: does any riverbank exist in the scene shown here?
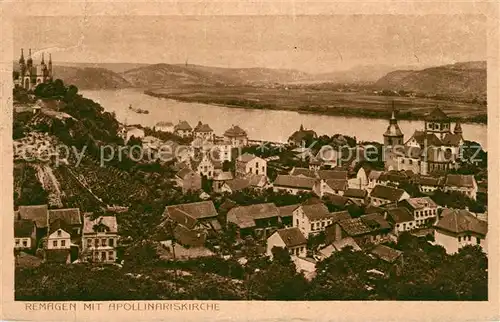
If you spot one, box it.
[144,90,487,125]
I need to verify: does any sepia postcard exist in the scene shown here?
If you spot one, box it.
[1,1,499,321]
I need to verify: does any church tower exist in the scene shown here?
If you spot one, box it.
[18,48,26,76]
[26,48,33,69]
[454,121,462,136]
[48,53,53,80]
[383,102,404,148]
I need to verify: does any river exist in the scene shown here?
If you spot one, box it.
[81,88,488,149]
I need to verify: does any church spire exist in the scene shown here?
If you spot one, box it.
[27,48,33,67]
[41,52,45,64]
[454,121,462,135]
[19,48,25,64]
[389,101,397,124]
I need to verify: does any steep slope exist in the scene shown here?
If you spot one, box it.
[373,61,486,96]
[52,66,132,90]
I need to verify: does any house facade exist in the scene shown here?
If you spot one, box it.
[266,227,307,259]
[155,121,174,133]
[292,202,351,237]
[175,168,202,193]
[235,153,267,177]
[434,208,487,254]
[223,125,248,147]
[444,174,478,200]
[369,185,410,207]
[174,120,193,138]
[14,219,37,250]
[226,203,280,239]
[193,121,215,141]
[400,197,440,227]
[82,215,119,263]
[273,175,317,195]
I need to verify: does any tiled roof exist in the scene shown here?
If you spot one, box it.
[371,244,403,263]
[318,169,348,180]
[273,175,317,190]
[194,121,213,132]
[48,218,73,235]
[300,203,332,221]
[218,199,238,213]
[156,121,174,127]
[410,130,443,147]
[360,213,392,230]
[227,203,279,229]
[83,215,118,234]
[378,171,409,184]
[277,204,300,218]
[402,146,423,159]
[435,208,487,236]
[344,188,367,199]
[445,174,476,188]
[237,153,257,163]
[325,179,348,191]
[224,125,247,137]
[323,194,351,207]
[290,167,317,178]
[364,205,385,214]
[48,208,82,226]
[332,237,361,251]
[386,207,414,223]
[18,205,48,228]
[224,178,251,192]
[174,120,192,131]
[213,171,233,181]
[164,201,218,229]
[425,107,450,121]
[370,185,406,202]
[329,210,352,223]
[417,175,444,187]
[276,227,307,247]
[14,219,35,238]
[368,170,383,180]
[403,197,438,210]
[246,174,267,187]
[176,167,194,179]
[338,218,372,236]
[442,133,463,146]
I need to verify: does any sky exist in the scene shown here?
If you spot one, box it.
[14,15,486,74]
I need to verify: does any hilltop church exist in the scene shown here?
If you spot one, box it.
[13,48,53,90]
[383,106,464,175]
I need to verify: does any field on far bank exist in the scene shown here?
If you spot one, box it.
[145,85,486,123]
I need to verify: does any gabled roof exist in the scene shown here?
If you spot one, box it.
[409,130,443,147]
[224,178,251,192]
[276,227,307,247]
[237,153,258,163]
[227,203,280,229]
[18,205,48,228]
[290,167,316,178]
[368,170,383,181]
[360,213,392,230]
[370,185,406,202]
[442,133,463,146]
[344,188,368,199]
[425,107,450,121]
[156,121,174,127]
[371,244,403,263]
[224,125,247,137]
[338,218,372,236]
[289,128,317,143]
[277,204,300,218]
[213,171,233,181]
[417,175,444,187]
[83,215,118,234]
[317,169,348,180]
[176,167,195,179]
[14,219,35,238]
[174,120,192,131]
[329,210,352,223]
[274,175,317,190]
[194,122,213,133]
[445,174,476,188]
[300,203,344,221]
[325,179,348,191]
[435,208,487,236]
[164,201,218,229]
[48,208,82,226]
[402,197,438,210]
[48,218,73,235]
[218,199,238,213]
[385,207,414,223]
[174,224,206,247]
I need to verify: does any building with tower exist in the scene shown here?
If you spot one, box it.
[13,48,53,90]
[383,105,464,175]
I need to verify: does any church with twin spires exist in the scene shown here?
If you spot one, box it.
[383,105,464,175]
[13,48,53,90]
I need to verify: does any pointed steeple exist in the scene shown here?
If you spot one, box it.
[19,48,25,64]
[27,48,33,67]
[41,52,45,64]
[389,101,397,124]
[300,124,304,131]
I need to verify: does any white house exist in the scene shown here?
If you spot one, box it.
[82,214,119,263]
[214,141,233,162]
[273,175,317,195]
[193,121,215,141]
[292,202,351,237]
[46,220,71,250]
[384,207,416,235]
[417,175,444,193]
[400,197,440,227]
[235,153,267,177]
[174,120,193,138]
[434,208,488,254]
[223,125,248,148]
[444,174,478,200]
[155,121,174,133]
[266,227,307,259]
[369,185,410,207]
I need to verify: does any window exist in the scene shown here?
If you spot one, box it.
[95,239,99,247]
[477,237,481,244]
[409,160,413,165]
[86,239,91,248]
[401,159,405,164]
[321,222,325,227]
[53,240,58,247]
[15,239,20,246]
[458,236,461,242]
[310,224,314,231]
[109,238,114,247]
[468,235,471,241]
[61,240,66,247]
[102,238,107,247]
[256,162,259,168]
[102,252,107,261]
[57,230,62,237]
[109,251,114,260]
[296,219,299,226]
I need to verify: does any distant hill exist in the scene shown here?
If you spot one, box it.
[373,61,486,96]
[52,66,132,90]
[121,63,310,87]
